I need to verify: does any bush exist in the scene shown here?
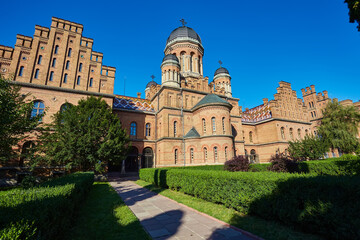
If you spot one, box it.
[0,220,37,240]
[0,172,94,240]
[249,163,270,172]
[224,155,250,172]
[20,175,38,189]
[267,154,299,173]
[139,168,360,239]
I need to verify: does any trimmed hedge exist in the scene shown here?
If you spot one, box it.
[0,172,94,240]
[139,168,360,239]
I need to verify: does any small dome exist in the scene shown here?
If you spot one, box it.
[162,54,179,63]
[146,80,158,88]
[214,67,229,76]
[166,26,202,44]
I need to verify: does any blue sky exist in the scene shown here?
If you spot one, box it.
[1,0,359,108]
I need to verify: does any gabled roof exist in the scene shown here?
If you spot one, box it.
[184,127,200,138]
[242,104,272,123]
[192,94,232,111]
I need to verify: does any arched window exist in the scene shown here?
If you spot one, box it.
[49,71,54,81]
[311,112,314,118]
[145,123,151,137]
[52,58,56,67]
[175,149,178,164]
[130,122,137,137]
[174,121,177,137]
[313,111,317,117]
[309,102,311,108]
[63,73,68,83]
[54,45,59,54]
[250,149,256,155]
[77,76,81,85]
[305,129,309,135]
[202,118,206,133]
[190,53,194,71]
[289,128,293,140]
[79,63,83,72]
[31,100,45,121]
[66,61,70,70]
[212,117,216,134]
[18,66,24,76]
[281,127,285,139]
[298,128,301,139]
[225,146,228,161]
[214,146,218,162]
[89,78,93,87]
[249,131,253,143]
[34,69,39,79]
[60,103,72,112]
[37,55,42,64]
[204,147,208,162]
[311,102,314,108]
[190,148,194,163]
[222,117,225,134]
[198,56,201,74]
[68,48,72,57]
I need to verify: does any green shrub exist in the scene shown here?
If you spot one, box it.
[20,175,38,189]
[249,163,270,172]
[0,220,37,240]
[0,172,94,240]
[139,168,360,239]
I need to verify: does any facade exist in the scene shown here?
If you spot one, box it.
[1,17,358,169]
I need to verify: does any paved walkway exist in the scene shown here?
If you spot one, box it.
[109,177,260,240]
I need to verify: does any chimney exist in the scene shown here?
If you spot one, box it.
[301,88,306,96]
[323,90,328,99]
[310,85,315,93]
[262,98,268,105]
[137,92,141,98]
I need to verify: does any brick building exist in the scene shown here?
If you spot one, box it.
[1,17,358,170]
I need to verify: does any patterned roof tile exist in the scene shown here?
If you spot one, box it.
[242,104,272,123]
[113,95,155,112]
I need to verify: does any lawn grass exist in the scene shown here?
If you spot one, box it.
[66,182,150,240]
[136,180,323,240]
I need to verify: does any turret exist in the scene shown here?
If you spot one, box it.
[161,54,180,88]
[213,66,232,97]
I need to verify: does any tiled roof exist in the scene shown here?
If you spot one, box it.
[184,127,200,138]
[113,95,155,112]
[242,104,272,123]
[193,94,231,109]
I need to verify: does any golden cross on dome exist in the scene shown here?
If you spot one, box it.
[218,60,223,67]
[180,19,187,27]
[150,75,155,80]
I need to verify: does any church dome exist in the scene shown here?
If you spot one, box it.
[166,26,202,45]
[162,54,179,63]
[146,80,158,88]
[214,67,229,76]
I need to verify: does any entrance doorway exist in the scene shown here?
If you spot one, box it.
[125,146,139,172]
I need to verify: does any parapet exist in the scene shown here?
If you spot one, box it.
[51,17,83,34]
[102,66,116,77]
[278,81,291,88]
[81,37,93,48]
[91,51,103,62]
[34,25,50,38]
[301,85,316,96]
[15,35,33,48]
[0,45,14,59]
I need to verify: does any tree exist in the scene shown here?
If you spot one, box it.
[318,99,360,154]
[38,96,129,171]
[288,135,328,161]
[0,76,42,163]
[345,0,360,31]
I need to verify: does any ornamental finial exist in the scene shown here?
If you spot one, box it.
[180,19,187,27]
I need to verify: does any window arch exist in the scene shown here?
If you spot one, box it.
[180,51,186,71]
[202,118,206,134]
[49,71,54,81]
[60,103,72,112]
[214,146,218,162]
[66,60,70,70]
[63,74,68,83]
[249,131,253,143]
[37,55,42,64]
[89,78,93,87]
[297,128,301,139]
[175,149,178,164]
[190,52,194,71]
[52,58,56,67]
[225,146,228,161]
[281,127,285,139]
[79,63,83,72]
[305,129,309,135]
[34,69,39,79]
[145,123,151,137]
[18,66,24,76]
[130,122,137,137]
[174,121,177,137]
[311,112,314,118]
[68,48,72,57]
[54,45,59,54]
[222,117,225,134]
[77,76,81,85]
[31,100,45,121]
[212,117,216,134]
[289,128,293,140]
[204,147,208,162]
[190,148,194,163]
[250,149,256,155]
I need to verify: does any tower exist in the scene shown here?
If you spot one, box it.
[213,64,232,97]
[161,54,180,87]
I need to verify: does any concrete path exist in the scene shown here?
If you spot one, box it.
[109,177,261,240]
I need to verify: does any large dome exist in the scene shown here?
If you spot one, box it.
[166,26,202,45]
[162,54,179,62]
[146,80,158,88]
[214,67,229,76]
